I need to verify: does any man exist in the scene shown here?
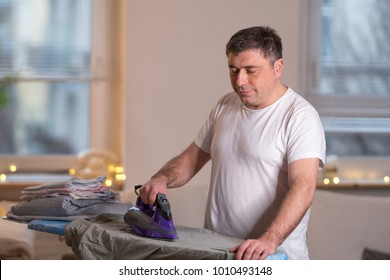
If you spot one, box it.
[138,26,326,260]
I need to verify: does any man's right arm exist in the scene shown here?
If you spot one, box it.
[139,142,210,205]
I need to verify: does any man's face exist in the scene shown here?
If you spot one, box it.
[228,49,283,110]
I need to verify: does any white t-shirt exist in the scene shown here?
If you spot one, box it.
[194,88,326,259]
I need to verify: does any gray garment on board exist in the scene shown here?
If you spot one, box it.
[64,213,288,260]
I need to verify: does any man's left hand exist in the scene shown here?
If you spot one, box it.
[229,238,276,260]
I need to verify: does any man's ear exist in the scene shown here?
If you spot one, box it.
[274,58,284,77]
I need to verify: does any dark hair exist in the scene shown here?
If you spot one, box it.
[226,26,283,64]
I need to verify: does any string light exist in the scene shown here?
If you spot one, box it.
[323,178,330,185]
[0,174,6,181]
[9,165,17,172]
[114,166,124,173]
[1,161,126,189]
[105,178,113,187]
[68,168,76,176]
[115,173,126,181]
[108,165,115,173]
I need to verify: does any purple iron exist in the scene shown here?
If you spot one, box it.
[124,185,177,241]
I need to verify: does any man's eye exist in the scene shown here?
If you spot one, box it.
[246,69,256,74]
[230,68,239,75]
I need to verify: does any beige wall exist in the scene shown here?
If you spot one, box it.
[124,0,308,226]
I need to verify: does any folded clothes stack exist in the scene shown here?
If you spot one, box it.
[6,176,132,222]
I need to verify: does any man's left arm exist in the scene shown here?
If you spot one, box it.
[230,157,320,260]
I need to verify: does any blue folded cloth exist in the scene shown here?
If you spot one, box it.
[266,250,288,260]
[28,219,70,235]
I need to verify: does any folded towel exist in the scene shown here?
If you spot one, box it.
[7,197,132,222]
[20,176,109,201]
[6,176,132,222]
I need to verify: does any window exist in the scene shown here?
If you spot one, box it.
[0,0,91,156]
[306,0,390,157]
[0,0,124,175]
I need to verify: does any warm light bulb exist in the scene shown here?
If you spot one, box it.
[105,178,113,187]
[68,168,76,176]
[0,174,6,181]
[115,173,126,181]
[114,166,124,173]
[323,178,330,185]
[9,165,17,172]
[384,176,390,183]
[333,177,340,184]
[108,165,115,173]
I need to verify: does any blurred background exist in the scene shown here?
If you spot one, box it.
[0,0,389,183]
[0,0,390,260]
[1,0,390,217]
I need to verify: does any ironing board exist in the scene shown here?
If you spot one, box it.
[63,213,288,260]
[28,219,70,235]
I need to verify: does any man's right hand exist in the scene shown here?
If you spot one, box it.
[137,142,210,205]
[138,177,169,205]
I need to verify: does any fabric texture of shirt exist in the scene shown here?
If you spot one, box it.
[194,88,326,259]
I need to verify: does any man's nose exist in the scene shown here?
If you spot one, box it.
[236,70,248,86]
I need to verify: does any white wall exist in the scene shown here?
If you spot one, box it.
[125,0,307,227]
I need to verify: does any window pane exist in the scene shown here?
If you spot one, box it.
[315,0,390,157]
[0,0,91,77]
[320,0,390,96]
[326,132,390,156]
[0,0,92,156]
[0,82,89,155]
[322,117,390,156]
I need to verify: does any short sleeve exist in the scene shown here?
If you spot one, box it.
[286,107,326,168]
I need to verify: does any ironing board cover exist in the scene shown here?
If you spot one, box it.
[64,213,287,260]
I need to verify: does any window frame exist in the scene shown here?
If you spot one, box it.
[304,0,390,119]
[0,0,125,175]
